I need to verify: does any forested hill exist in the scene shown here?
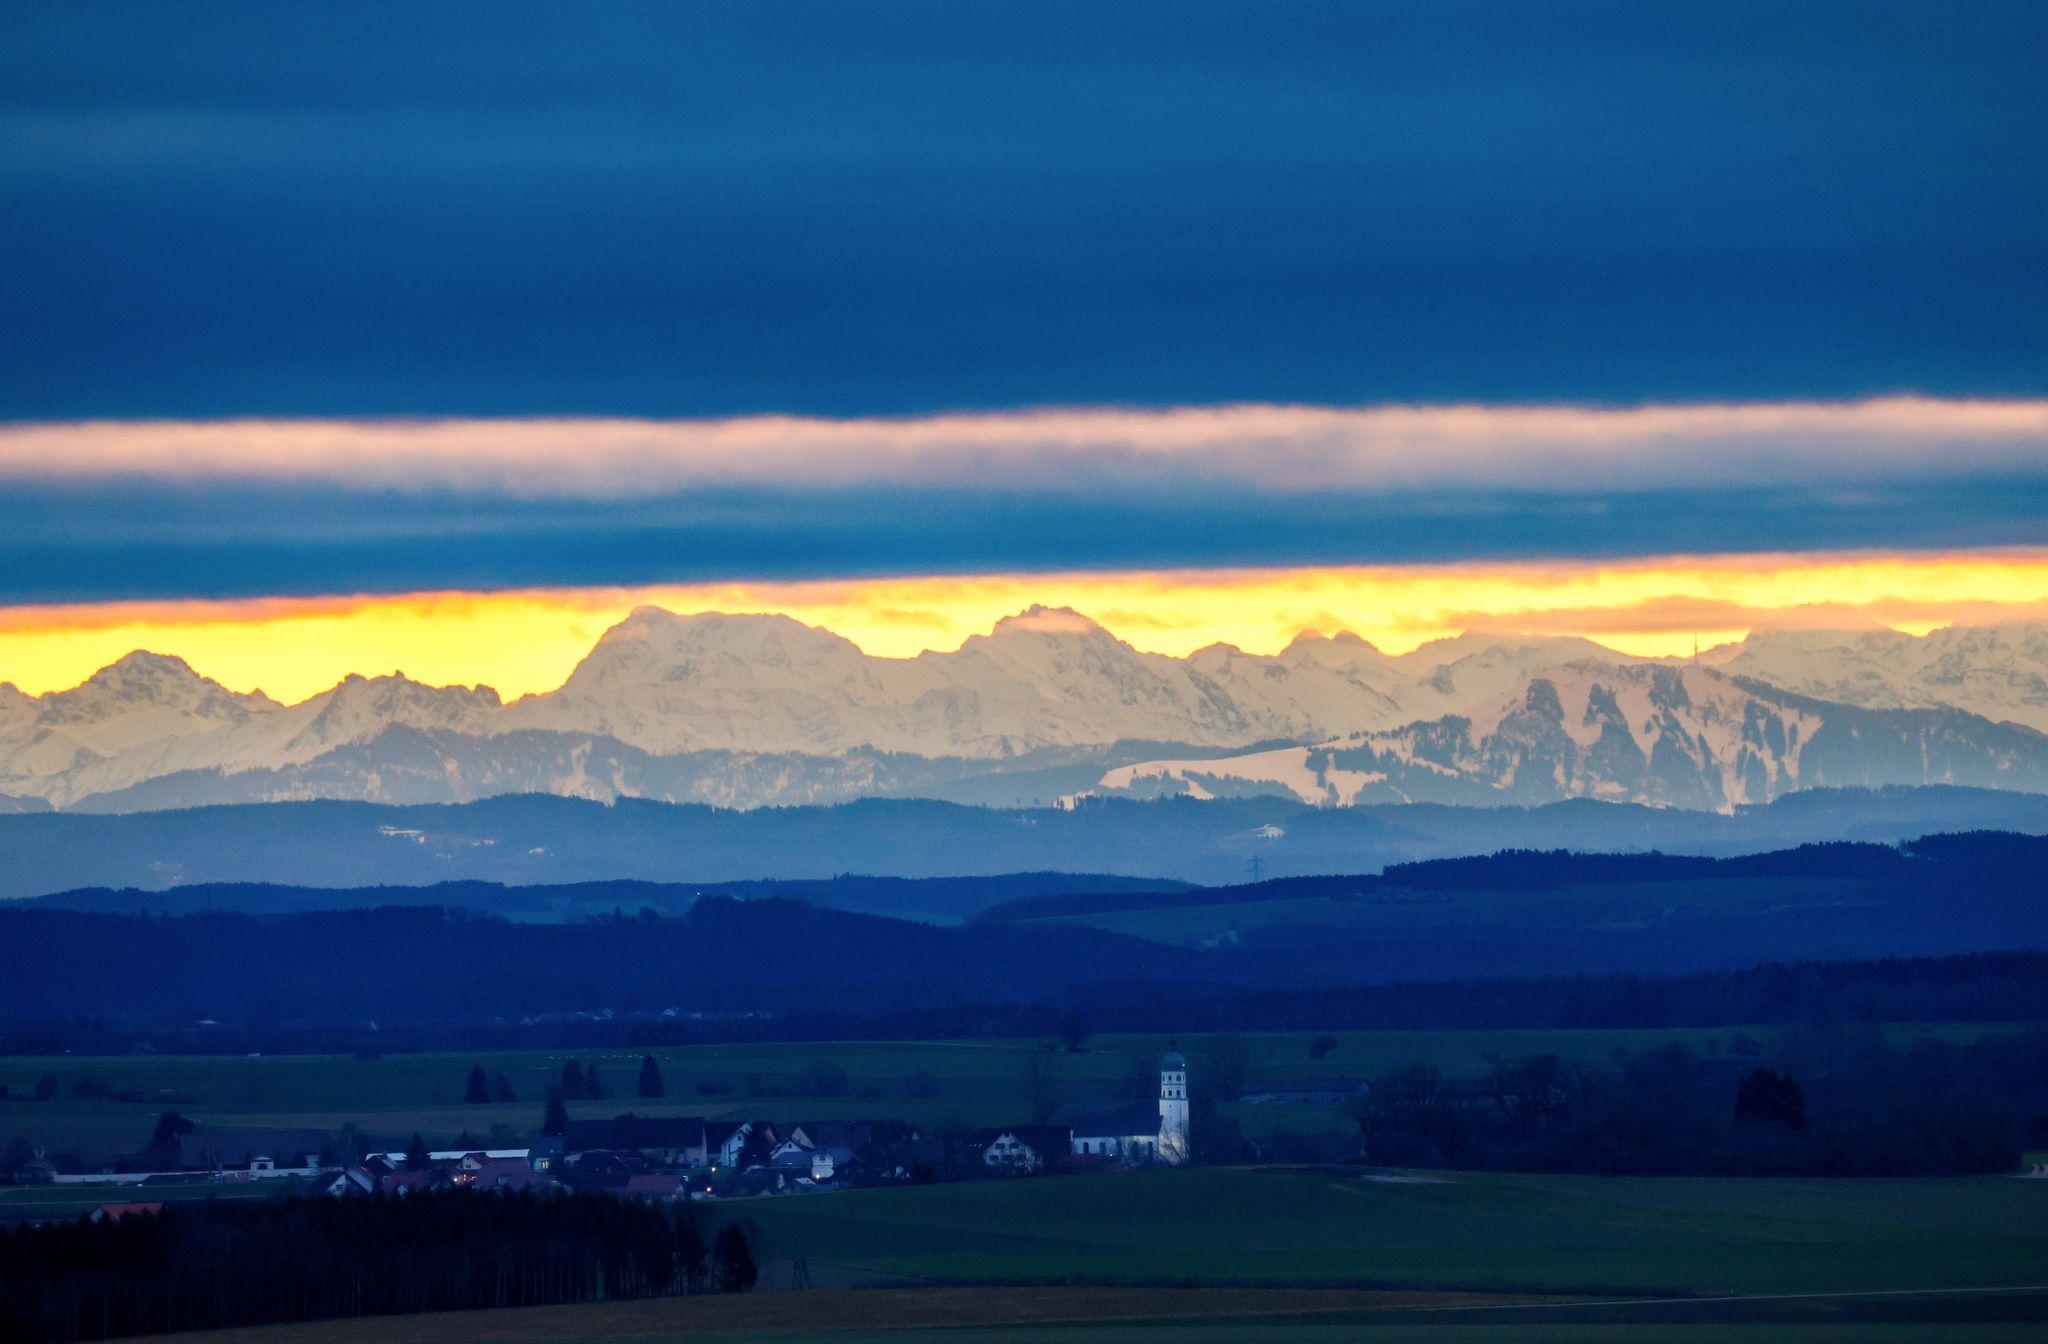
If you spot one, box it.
[0,898,1198,1024]
[2,832,2046,1034]
[4,785,2048,897]
[970,833,2041,923]
[27,871,1190,925]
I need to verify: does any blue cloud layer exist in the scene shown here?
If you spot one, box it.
[6,477,2047,605]
[1,0,2043,419]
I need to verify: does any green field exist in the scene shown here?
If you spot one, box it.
[163,1167,2048,1343]
[1,1023,2028,1163]
[736,1165,2048,1297]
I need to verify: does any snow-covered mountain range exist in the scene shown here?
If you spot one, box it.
[1093,661,2048,809]
[6,607,2048,812]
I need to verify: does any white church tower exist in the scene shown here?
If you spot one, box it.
[1158,1042,1190,1165]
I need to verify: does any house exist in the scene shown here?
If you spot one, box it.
[182,1128,332,1170]
[90,1202,164,1223]
[622,1172,685,1200]
[314,1168,377,1197]
[808,1146,858,1183]
[452,1156,553,1192]
[378,1168,453,1197]
[1,1145,55,1185]
[560,1115,708,1166]
[783,1120,920,1154]
[964,1126,1068,1174]
[368,1147,530,1165]
[560,1149,643,1191]
[1240,1078,1370,1106]
[704,1121,776,1168]
[218,1152,324,1182]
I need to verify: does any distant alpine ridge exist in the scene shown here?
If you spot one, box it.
[1093,662,2048,809]
[4,605,2048,813]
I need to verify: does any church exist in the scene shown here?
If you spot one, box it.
[1063,1044,1191,1165]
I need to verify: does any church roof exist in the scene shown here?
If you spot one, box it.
[1056,1103,1157,1139]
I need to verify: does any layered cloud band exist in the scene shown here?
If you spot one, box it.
[5,399,2047,497]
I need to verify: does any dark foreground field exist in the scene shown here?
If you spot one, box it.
[173,1166,2048,1343]
[171,1284,2048,1343]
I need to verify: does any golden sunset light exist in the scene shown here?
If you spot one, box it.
[6,548,2047,703]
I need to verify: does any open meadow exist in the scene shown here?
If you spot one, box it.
[2,1023,2022,1165]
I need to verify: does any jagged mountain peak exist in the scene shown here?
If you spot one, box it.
[46,650,277,719]
[324,670,501,707]
[1278,629,1390,667]
[73,649,252,699]
[979,605,1116,641]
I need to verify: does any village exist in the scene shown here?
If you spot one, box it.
[4,1047,1219,1224]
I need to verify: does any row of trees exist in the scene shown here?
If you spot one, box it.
[466,1057,669,1108]
[1343,1029,2046,1175]
[0,1190,761,1344]
[462,1066,519,1104]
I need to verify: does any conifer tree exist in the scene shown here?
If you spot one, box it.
[712,1223,759,1293]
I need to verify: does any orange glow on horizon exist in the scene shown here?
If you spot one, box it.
[4,550,2048,703]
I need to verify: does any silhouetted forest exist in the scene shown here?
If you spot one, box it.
[4,831,2045,1037]
[0,1191,759,1344]
[33,870,1189,924]
[0,950,2041,1059]
[970,833,2024,920]
[1341,1027,2046,1177]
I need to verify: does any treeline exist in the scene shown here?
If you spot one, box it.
[2,950,2043,1059]
[31,870,1186,923]
[1339,1028,2047,1177]
[1071,949,2048,1034]
[0,1190,762,1344]
[3,830,2046,1034]
[0,898,1193,1023]
[973,834,2027,922]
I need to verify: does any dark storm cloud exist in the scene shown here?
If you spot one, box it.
[1,0,2043,420]
[4,476,2047,606]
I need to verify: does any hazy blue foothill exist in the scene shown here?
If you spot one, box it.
[5,786,2048,898]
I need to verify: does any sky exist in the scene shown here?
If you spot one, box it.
[2,2,2045,701]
